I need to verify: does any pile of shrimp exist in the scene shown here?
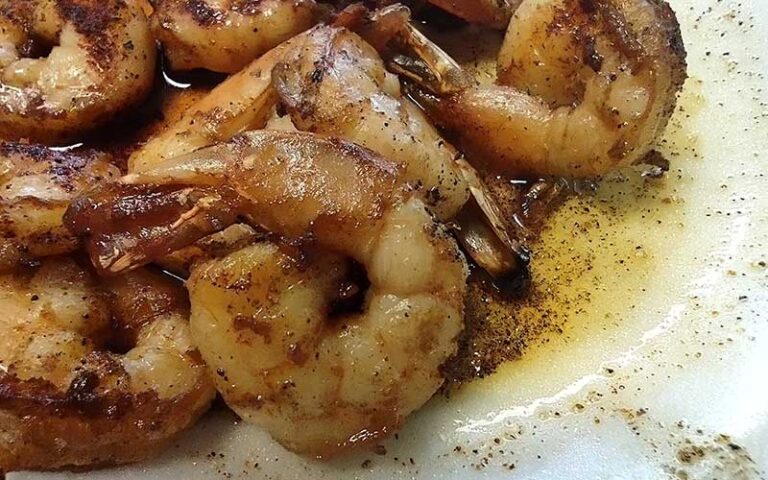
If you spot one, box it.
[0,0,686,471]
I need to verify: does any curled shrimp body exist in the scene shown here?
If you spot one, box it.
[410,0,687,177]
[151,0,320,73]
[0,258,215,471]
[0,142,120,267]
[0,0,157,143]
[66,130,468,456]
[272,26,470,221]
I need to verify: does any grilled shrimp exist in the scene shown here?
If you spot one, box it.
[0,142,120,268]
[66,130,468,456]
[151,0,320,73]
[272,25,469,220]
[0,0,157,143]
[408,0,687,177]
[0,258,215,471]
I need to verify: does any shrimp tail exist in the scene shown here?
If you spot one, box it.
[337,4,471,94]
[64,184,244,274]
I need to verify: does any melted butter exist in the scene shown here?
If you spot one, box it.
[426,24,707,387]
[447,78,705,392]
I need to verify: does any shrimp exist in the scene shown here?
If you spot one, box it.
[151,0,321,73]
[0,258,215,471]
[0,0,157,143]
[272,25,470,221]
[279,18,525,274]
[0,142,120,269]
[405,0,687,177]
[66,130,468,456]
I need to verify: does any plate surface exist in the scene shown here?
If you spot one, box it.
[14,0,768,478]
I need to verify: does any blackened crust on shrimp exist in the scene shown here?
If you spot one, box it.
[0,356,135,419]
[0,141,97,162]
[0,0,156,142]
[0,1,33,29]
[151,0,318,73]
[56,0,127,68]
[0,142,115,193]
[180,0,277,26]
[0,142,120,264]
[183,0,224,26]
[584,0,686,84]
[547,0,686,83]
[547,0,686,75]
[0,363,204,420]
[598,0,687,134]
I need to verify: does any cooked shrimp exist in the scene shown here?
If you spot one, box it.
[0,142,120,267]
[0,0,157,143]
[151,0,321,73]
[407,0,687,177]
[68,129,468,456]
[272,25,470,220]
[273,20,524,274]
[0,258,215,471]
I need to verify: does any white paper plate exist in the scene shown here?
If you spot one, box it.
[15,0,768,477]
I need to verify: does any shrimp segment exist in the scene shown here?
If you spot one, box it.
[272,22,523,275]
[191,203,465,456]
[409,0,687,177]
[0,258,215,471]
[273,25,469,220]
[151,0,320,73]
[0,142,120,267]
[0,0,157,143]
